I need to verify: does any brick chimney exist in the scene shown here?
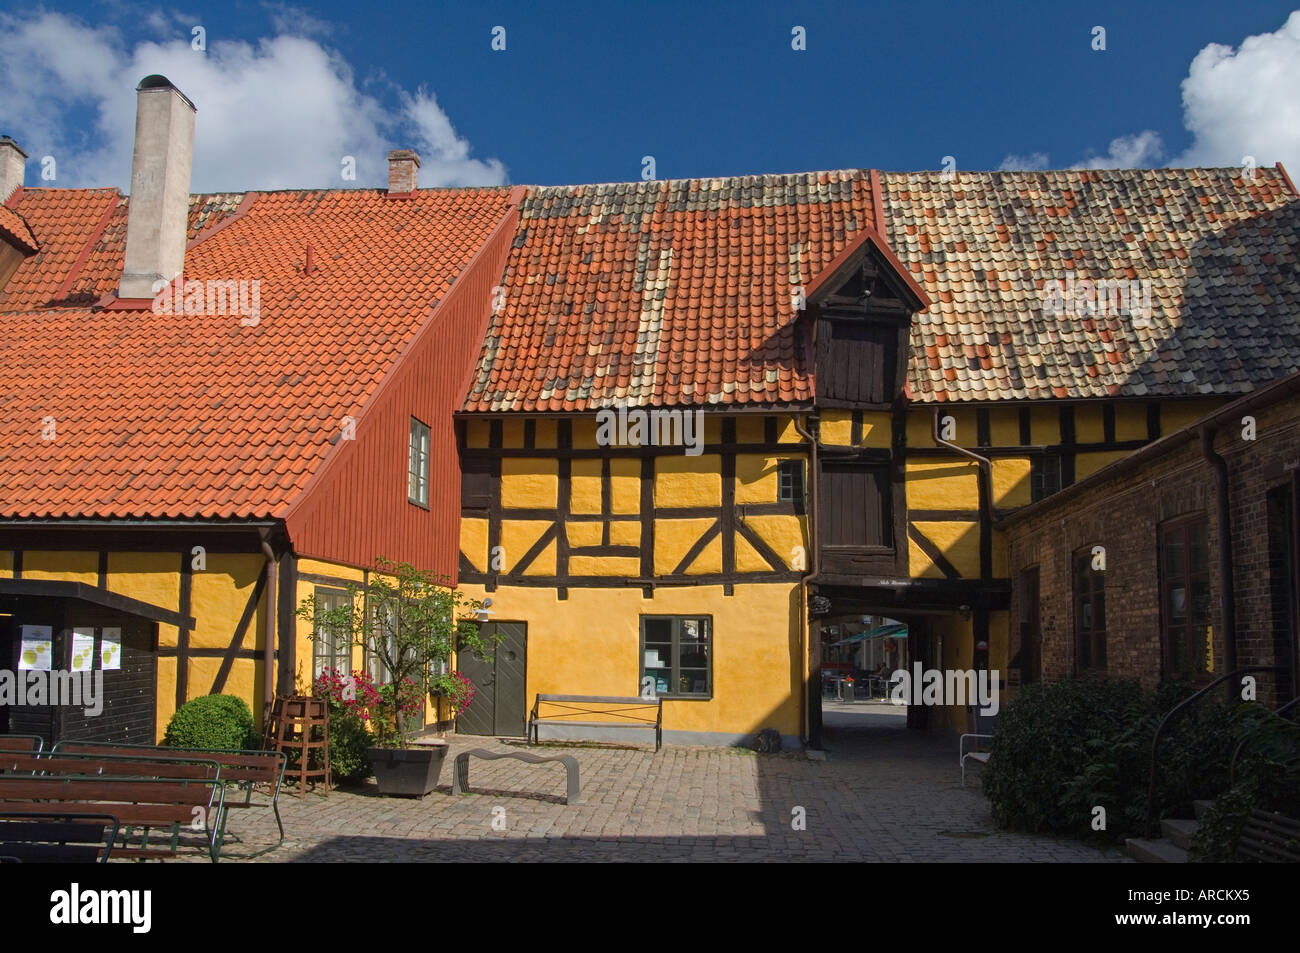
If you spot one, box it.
[387,149,420,194]
[0,137,27,203]
[117,75,196,301]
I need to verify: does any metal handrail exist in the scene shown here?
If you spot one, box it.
[1144,666,1287,834]
[1228,695,1300,786]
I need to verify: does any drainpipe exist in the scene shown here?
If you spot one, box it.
[931,408,994,674]
[1199,427,1237,673]
[258,530,278,729]
[793,414,820,747]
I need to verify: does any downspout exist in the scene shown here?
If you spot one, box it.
[258,530,278,729]
[931,408,994,675]
[931,407,993,524]
[793,414,820,747]
[1199,426,1237,673]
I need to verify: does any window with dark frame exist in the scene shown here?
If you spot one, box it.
[408,416,431,507]
[778,460,805,503]
[1160,516,1211,677]
[1032,453,1063,502]
[311,587,352,680]
[1073,549,1106,672]
[640,616,712,698]
[819,461,892,549]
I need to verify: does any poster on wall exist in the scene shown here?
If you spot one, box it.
[18,625,53,671]
[71,628,96,672]
[100,628,122,671]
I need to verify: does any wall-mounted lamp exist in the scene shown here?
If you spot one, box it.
[476,597,494,623]
[958,604,972,622]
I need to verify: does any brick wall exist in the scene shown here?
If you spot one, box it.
[1002,393,1299,703]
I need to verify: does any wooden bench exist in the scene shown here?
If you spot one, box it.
[55,742,288,845]
[451,748,581,804]
[1237,809,1300,863]
[0,752,222,784]
[528,694,663,752]
[0,735,44,754]
[0,776,226,862]
[0,811,119,863]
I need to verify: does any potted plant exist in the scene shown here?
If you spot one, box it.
[297,558,494,797]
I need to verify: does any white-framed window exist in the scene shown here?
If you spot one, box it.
[312,587,352,680]
[408,416,431,507]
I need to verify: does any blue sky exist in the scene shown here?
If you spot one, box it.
[1,1,1298,190]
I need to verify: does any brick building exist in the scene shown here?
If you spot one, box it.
[1000,372,1300,705]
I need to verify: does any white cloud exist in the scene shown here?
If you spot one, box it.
[995,12,1300,172]
[1173,10,1300,168]
[998,152,1050,172]
[0,10,507,191]
[1075,130,1165,170]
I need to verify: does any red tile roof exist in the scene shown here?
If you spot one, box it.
[466,167,1300,411]
[465,170,879,412]
[0,201,38,255]
[0,186,514,518]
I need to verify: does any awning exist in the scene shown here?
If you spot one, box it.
[832,622,908,646]
[0,578,195,628]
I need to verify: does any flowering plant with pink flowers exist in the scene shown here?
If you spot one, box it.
[430,670,477,714]
[297,557,496,748]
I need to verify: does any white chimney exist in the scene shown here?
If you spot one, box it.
[0,137,26,203]
[118,75,196,301]
[387,149,420,194]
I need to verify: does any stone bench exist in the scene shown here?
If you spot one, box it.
[451,747,580,805]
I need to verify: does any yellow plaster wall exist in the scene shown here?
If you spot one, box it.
[1075,405,1105,443]
[1030,406,1059,445]
[990,457,1032,508]
[906,460,980,510]
[1115,403,1148,441]
[466,419,491,449]
[988,408,1021,447]
[461,518,488,572]
[500,520,555,576]
[1075,450,1131,479]
[735,454,782,503]
[23,550,97,584]
[655,455,721,507]
[741,515,808,570]
[0,550,11,577]
[909,521,980,578]
[456,581,802,737]
[655,518,720,575]
[1160,399,1228,433]
[570,458,603,514]
[502,458,558,509]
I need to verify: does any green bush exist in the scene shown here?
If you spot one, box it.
[327,709,373,783]
[1193,705,1300,861]
[982,676,1236,843]
[163,694,258,750]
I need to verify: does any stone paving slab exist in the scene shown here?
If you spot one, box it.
[179,719,1128,863]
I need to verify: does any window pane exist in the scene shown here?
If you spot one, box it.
[1169,585,1187,619]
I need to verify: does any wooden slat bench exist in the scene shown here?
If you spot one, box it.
[55,742,288,846]
[0,752,222,784]
[0,776,226,862]
[0,811,119,863]
[1237,809,1300,863]
[451,748,581,804]
[0,735,44,754]
[528,694,663,752]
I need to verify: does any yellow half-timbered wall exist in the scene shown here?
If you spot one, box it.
[457,412,811,741]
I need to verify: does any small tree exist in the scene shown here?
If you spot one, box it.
[296,558,494,748]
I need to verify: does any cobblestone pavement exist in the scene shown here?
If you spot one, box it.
[196,706,1129,863]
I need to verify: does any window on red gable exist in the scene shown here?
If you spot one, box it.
[408,417,430,508]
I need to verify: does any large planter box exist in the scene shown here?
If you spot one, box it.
[366,742,448,797]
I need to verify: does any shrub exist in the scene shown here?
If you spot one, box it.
[1193,705,1300,861]
[982,675,1236,843]
[313,669,375,784]
[164,694,258,750]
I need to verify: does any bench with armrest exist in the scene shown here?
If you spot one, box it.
[528,694,663,752]
[959,711,999,786]
[0,811,119,863]
[0,776,226,862]
[0,735,44,754]
[54,742,287,845]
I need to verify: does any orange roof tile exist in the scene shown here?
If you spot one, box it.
[465,170,879,411]
[0,201,38,255]
[0,186,513,518]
